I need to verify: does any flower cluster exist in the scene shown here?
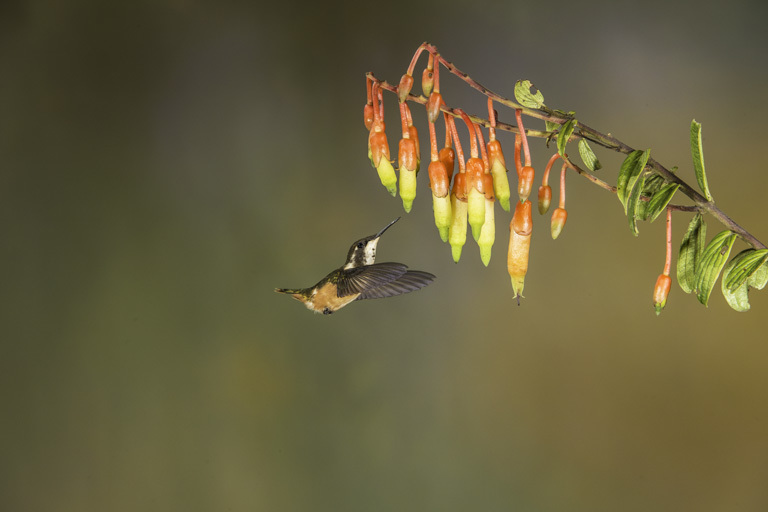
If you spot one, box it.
[364,46,578,304]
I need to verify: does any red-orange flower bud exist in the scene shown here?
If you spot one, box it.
[538,185,552,215]
[428,160,449,198]
[439,146,455,183]
[421,67,434,96]
[408,125,420,160]
[482,174,495,200]
[398,138,418,174]
[364,104,374,131]
[466,158,485,193]
[426,92,443,124]
[487,140,506,169]
[653,274,672,315]
[369,131,390,167]
[397,74,414,103]
[550,207,568,239]
[512,200,533,236]
[452,172,467,201]
[518,165,535,202]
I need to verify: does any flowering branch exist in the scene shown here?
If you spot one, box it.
[364,43,768,312]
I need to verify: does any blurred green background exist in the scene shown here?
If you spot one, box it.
[2,0,768,510]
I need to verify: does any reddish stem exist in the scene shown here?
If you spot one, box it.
[446,114,466,173]
[457,109,478,158]
[473,122,489,171]
[664,207,672,276]
[399,102,409,137]
[487,98,497,141]
[428,119,439,161]
[543,153,561,187]
[559,162,567,209]
[515,109,531,167]
[406,44,428,77]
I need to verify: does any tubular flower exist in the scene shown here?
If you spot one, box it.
[398,137,418,212]
[538,185,552,215]
[397,74,414,103]
[508,200,533,301]
[428,160,452,241]
[426,92,443,124]
[466,158,486,241]
[369,123,396,196]
[477,195,495,266]
[363,103,374,131]
[439,146,455,184]
[448,173,468,262]
[653,274,672,315]
[550,207,568,239]
[487,140,511,212]
[518,165,535,203]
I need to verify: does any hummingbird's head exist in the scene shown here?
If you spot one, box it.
[343,217,400,269]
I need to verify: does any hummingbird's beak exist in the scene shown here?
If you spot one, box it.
[374,217,400,239]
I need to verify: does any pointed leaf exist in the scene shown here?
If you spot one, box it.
[722,265,751,312]
[514,80,545,109]
[748,260,768,289]
[616,149,650,213]
[694,230,736,306]
[677,214,706,293]
[722,249,768,291]
[626,172,646,236]
[577,138,601,171]
[643,183,680,222]
[557,119,577,157]
[637,173,665,220]
[690,120,713,201]
[721,254,768,312]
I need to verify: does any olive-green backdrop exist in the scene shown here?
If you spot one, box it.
[2,1,768,510]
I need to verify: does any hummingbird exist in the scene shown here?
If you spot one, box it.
[275,217,436,315]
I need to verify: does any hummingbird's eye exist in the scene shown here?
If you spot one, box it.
[357,242,365,249]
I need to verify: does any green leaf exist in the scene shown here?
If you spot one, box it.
[557,119,577,157]
[514,80,545,109]
[690,120,713,201]
[636,173,665,219]
[722,263,751,312]
[694,230,736,306]
[722,249,768,291]
[721,253,768,312]
[616,149,651,213]
[643,183,680,222]
[626,172,646,236]
[677,214,706,293]
[578,139,601,171]
[748,260,768,290]
[545,120,559,133]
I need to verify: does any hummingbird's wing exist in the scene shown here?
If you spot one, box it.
[336,262,408,297]
[355,270,436,300]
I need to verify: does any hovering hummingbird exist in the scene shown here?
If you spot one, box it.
[275,217,435,315]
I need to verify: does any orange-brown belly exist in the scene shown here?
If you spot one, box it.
[306,281,359,314]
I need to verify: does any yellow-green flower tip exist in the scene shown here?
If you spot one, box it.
[448,195,468,257]
[467,188,485,241]
[510,275,525,299]
[432,194,452,242]
[479,245,492,266]
[451,244,463,263]
[376,159,397,196]
[490,160,511,212]
[477,199,495,266]
[399,169,417,210]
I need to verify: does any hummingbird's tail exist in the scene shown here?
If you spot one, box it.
[274,288,301,295]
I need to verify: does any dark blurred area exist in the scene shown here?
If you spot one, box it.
[2,1,768,510]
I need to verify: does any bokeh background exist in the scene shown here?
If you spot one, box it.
[3,0,768,510]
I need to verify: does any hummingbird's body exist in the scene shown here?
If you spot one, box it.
[275,218,435,315]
